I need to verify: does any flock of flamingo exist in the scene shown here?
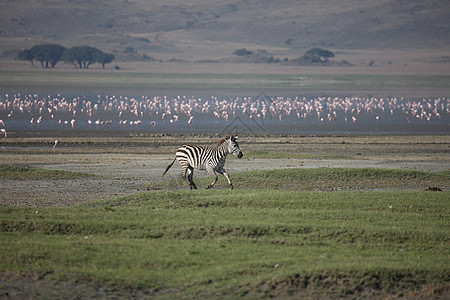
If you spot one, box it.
[0,93,448,135]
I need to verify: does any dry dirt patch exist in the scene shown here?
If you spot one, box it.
[1,135,448,207]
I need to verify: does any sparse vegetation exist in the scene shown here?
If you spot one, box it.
[287,47,351,66]
[229,47,344,66]
[2,0,450,67]
[230,48,281,64]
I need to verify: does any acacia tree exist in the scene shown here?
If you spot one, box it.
[62,46,114,69]
[17,44,66,68]
[16,49,35,66]
[18,44,115,69]
[304,48,335,63]
[62,46,94,69]
[45,44,67,68]
[233,48,253,56]
[97,53,115,69]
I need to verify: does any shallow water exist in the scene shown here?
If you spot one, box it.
[0,92,448,136]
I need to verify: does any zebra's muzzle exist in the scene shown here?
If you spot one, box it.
[237,152,243,158]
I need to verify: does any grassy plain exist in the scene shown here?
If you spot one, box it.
[1,167,449,298]
[154,167,449,191]
[1,69,450,91]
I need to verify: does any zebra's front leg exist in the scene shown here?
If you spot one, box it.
[206,166,218,189]
[218,169,233,189]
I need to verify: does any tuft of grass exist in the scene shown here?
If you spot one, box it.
[0,190,449,298]
[0,166,93,180]
[154,167,450,191]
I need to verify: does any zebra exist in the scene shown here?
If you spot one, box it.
[162,135,243,190]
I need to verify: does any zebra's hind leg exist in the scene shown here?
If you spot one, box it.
[187,166,197,189]
[181,166,197,190]
[206,167,218,189]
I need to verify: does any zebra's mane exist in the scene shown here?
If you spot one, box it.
[216,134,232,147]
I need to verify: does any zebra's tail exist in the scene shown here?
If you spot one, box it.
[162,158,176,177]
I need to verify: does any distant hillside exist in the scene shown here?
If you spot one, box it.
[1,0,449,61]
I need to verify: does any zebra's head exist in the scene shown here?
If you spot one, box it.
[227,135,243,158]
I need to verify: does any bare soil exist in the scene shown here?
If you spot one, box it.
[1,134,449,207]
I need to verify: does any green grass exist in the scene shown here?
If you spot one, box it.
[1,167,448,297]
[1,187,449,297]
[0,166,93,180]
[155,167,450,191]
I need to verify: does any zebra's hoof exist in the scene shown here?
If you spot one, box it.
[206,185,212,189]
[229,185,233,190]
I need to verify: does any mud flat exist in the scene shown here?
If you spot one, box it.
[1,134,448,207]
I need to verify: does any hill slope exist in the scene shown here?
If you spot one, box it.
[1,0,449,60]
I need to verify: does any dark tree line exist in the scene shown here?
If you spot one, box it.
[303,48,335,63]
[17,44,115,69]
[232,47,337,65]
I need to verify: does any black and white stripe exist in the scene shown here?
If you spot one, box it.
[162,135,243,189]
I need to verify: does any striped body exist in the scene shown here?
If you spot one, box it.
[163,135,243,189]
